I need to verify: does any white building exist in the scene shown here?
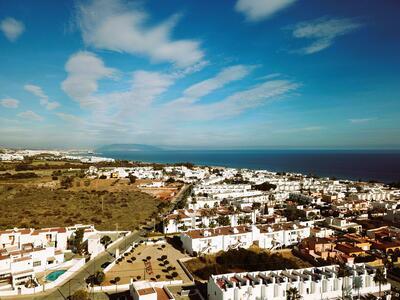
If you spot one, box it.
[0,244,64,288]
[0,227,68,251]
[326,217,362,233]
[181,225,260,255]
[207,264,391,300]
[130,280,175,300]
[258,223,311,250]
[180,222,310,255]
[163,207,257,234]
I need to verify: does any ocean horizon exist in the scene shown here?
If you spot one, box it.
[97,149,400,183]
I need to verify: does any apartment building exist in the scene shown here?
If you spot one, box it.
[207,264,391,300]
[180,222,310,255]
[163,207,257,234]
[0,244,64,288]
[0,227,68,251]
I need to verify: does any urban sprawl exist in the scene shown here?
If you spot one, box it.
[1,149,400,300]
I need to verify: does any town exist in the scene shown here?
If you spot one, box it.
[0,149,400,299]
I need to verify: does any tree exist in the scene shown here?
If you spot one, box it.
[60,176,74,189]
[347,227,357,234]
[253,182,276,191]
[337,263,351,300]
[373,268,387,299]
[216,216,230,226]
[353,276,363,300]
[72,229,85,254]
[286,287,301,300]
[100,235,112,247]
[95,271,105,285]
[71,289,90,300]
[114,276,121,292]
[128,175,137,184]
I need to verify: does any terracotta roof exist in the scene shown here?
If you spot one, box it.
[138,287,156,295]
[155,287,172,300]
[335,243,364,254]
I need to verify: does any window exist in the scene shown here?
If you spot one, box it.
[33,261,41,267]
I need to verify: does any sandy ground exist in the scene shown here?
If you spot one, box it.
[102,242,192,285]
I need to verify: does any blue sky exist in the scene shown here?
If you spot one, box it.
[0,0,399,149]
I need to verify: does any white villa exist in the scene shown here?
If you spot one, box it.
[163,207,258,234]
[180,222,310,255]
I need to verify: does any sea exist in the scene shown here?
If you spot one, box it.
[98,150,400,183]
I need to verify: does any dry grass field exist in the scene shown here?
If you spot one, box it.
[0,161,162,231]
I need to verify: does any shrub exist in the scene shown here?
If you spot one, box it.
[71,290,90,300]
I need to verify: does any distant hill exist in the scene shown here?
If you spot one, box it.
[96,144,163,152]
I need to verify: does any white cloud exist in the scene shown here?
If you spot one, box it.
[290,17,363,54]
[61,51,116,107]
[0,17,25,42]
[166,78,300,121]
[349,118,374,124]
[130,71,174,106]
[17,110,43,122]
[56,112,84,123]
[235,0,296,22]
[24,84,60,110]
[276,126,323,133]
[171,65,255,105]
[76,0,204,67]
[1,98,19,108]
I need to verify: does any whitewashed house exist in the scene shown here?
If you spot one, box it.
[208,264,391,300]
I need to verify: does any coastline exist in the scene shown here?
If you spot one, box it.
[97,149,400,184]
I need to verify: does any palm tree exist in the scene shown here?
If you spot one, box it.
[373,268,387,299]
[353,276,363,300]
[337,263,351,300]
[286,287,301,300]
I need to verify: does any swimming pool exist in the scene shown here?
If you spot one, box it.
[46,270,67,282]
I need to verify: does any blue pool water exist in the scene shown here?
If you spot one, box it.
[46,270,66,282]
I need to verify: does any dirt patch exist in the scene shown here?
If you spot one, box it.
[102,242,191,285]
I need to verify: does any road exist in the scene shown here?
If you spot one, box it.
[2,229,146,300]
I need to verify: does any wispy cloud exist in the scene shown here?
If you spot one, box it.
[349,118,374,124]
[170,65,255,105]
[24,84,60,110]
[289,17,363,54]
[55,113,84,123]
[17,110,43,122]
[165,78,300,121]
[276,126,323,133]
[76,0,204,67]
[1,98,19,108]
[235,0,296,22]
[0,17,25,42]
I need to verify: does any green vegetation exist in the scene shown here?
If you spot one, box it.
[185,247,306,280]
[253,181,277,191]
[71,289,90,300]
